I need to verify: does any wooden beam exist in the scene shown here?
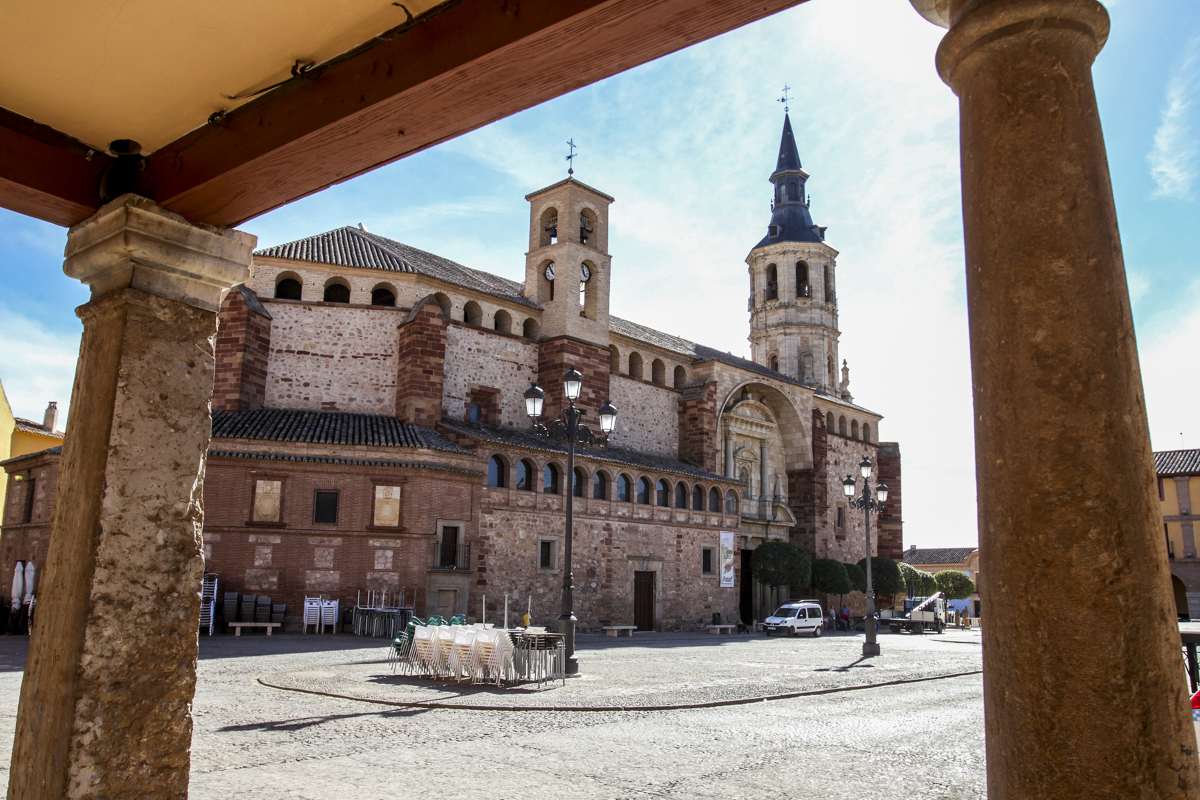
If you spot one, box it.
[146,0,806,227]
[0,108,112,227]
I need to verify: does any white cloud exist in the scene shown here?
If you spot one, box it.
[1138,277,1200,451]
[1149,37,1200,200]
[0,306,80,427]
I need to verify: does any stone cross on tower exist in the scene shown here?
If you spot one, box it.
[777,84,791,114]
[565,138,577,176]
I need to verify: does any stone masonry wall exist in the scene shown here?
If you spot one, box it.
[820,430,879,564]
[213,287,271,412]
[608,375,679,457]
[263,301,402,413]
[443,324,538,428]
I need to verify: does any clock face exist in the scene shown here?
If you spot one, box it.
[544,263,556,281]
[580,263,592,283]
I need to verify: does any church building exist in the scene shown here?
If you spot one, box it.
[1,114,903,630]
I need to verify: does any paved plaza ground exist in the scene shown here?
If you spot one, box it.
[0,629,986,798]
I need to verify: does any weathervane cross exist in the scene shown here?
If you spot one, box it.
[778,84,792,114]
[565,138,577,176]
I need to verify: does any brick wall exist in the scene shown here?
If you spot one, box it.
[442,324,538,428]
[536,335,610,422]
[678,381,718,471]
[875,441,903,560]
[395,298,448,426]
[0,454,60,577]
[213,286,272,411]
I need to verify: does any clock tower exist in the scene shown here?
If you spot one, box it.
[522,175,615,419]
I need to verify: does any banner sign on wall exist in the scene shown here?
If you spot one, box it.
[719,531,736,588]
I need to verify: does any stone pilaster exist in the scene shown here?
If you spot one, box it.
[213,286,272,411]
[394,295,448,427]
[7,194,254,799]
[874,442,903,560]
[917,0,1199,796]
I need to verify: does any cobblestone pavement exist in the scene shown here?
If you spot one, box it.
[0,630,986,798]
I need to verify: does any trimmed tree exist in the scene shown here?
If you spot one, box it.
[843,562,866,594]
[857,556,903,599]
[752,541,812,590]
[812,558,851,597]
[934,570,976,600]
[898,561,937,598]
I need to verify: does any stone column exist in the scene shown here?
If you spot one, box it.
[724,428,735,479]
[7,195,254,799]
[913,0,1200,797]
[759,440,769,519]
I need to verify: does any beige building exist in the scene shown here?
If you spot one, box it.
[901,545,980,618]
[1157,449,1200,619]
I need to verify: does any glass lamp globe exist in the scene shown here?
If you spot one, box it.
[842,475,856,497]
[564,368,583,402]
[598,401,618,434]
[876,482,889,503]
[859,456,873,479]
[523,383,545,418]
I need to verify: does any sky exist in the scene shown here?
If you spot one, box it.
[0,0,1197,548]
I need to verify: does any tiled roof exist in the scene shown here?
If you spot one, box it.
[208,450,478,476]
[0,445,62,468]
[441,421,734,483]
[254,226,538,308]
[1156,449,1200,477]
[13,418,63,439]
[902,547,977,566]
[211,409,466,452]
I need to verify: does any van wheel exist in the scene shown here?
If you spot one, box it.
[812,625,822,638]
[790,626,799,637]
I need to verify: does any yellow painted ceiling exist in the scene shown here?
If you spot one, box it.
[0,0,442,153]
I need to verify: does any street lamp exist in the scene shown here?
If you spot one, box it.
[843,455,888,657]
[524,368,617,676]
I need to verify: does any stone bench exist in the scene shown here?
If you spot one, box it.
[601,625,637,638]
[228,622,282,637]
[706,624,737,635]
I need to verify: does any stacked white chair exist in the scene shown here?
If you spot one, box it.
[198,574,218,636]
[447,626,476,681]
[320,599,339,634]
[432,626,456,678]
[409,625,435,676]
[302,597,323,634]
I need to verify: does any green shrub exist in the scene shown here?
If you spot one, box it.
[856,556,903,597]
[812,558,851,596]
[752,541,812,589]
[843,561,866,593]
[934,570,976,599]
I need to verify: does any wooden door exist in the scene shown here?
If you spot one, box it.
[634,571,655,631]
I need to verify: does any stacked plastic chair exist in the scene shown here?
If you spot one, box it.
[198,574,218,636]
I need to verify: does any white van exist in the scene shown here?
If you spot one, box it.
[762,601,824,637]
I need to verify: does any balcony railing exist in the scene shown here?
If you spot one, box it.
[429,540,471,571]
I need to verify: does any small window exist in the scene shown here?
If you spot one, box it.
[836,506,845,530]
[324,282,350,303]
[438,524,461,568]
[769,354,779,372]
[826,411,834,432]
[765,264,778,301]
[539,539,556,570]
[851,420,860,440]
[543,463,561,494]
[494,309,513,334]
[674,482,688,509]
[652,359,666,386]
[487,456,507,488]
[628,352,644,380]
[21,477,36,524]
[692,485,704,511]
[572,467,586,498]
[656,479,670,507]
[523,318,540,339]
[862,423,871,443]
[275,277,302,300]
[373,485,401,527]
[593,471,610,500]
[839,416,847,437]
[252,479,282,523]
[1158,477,1165,501]
[580,209,596,245]
[617,474,632,503]
[674,365,687,389]
[796,262,810,298]
[463,301,483,326]
[708,487,720,512]
[724,490,738,515]
[314,490,339,524]
[466,403,482,425]
[371,286,396,306]
[824,264,835,304]
[702,547,714,575]
[637,477,652,505]
[516,459,535,491]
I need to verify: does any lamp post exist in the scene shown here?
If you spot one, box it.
[842,456,888,657]
[524,368,617,676]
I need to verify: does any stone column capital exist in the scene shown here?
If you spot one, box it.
[64,193,256,311]
[930,0,1110,91]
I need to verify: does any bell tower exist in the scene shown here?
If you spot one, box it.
[523,175,615,420]
[746,112,847,397]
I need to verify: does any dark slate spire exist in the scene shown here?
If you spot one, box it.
[754,112,826,249]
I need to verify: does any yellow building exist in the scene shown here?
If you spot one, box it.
[1157,449,1200,619]
[0,382,64,519]
[901,545,982,618]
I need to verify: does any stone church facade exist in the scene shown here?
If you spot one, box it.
[1,115,902,630]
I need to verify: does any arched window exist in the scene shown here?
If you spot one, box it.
[579,208,597,245]
[708,487,721,512]
[796,261,810,298]
[463,301,482,327]
[370,284,396,307]
[572,466,586,498]
[636,477,652,505]
[765,264,778,301]
[826,411,835,432]
[838,416,848,437]
[769,354,779,372]
[851,420,860,440]
[738,467,750,488]
[617,474,632,502]
[674,365,687,389]
[801,353,814,382]
[651,359,666,386]
[432,292,452,318]
[862,423,872,443]
[674,482,688,509]
[323,279,350,303]
[274,274,302,300]
[593,471,610,500]
[523,318,540,339]
[543,463,561,494]
[787,180,798,201]
[628,352,644,380]
[516,459,535,491]
[487,455,507,488]
[725,490,739,515]
[494,309,512,334]
[609,345,621,372]
[692,484,705,511]
[824,264,835,304]
[539,206,558,247]
[656,479,670,507]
